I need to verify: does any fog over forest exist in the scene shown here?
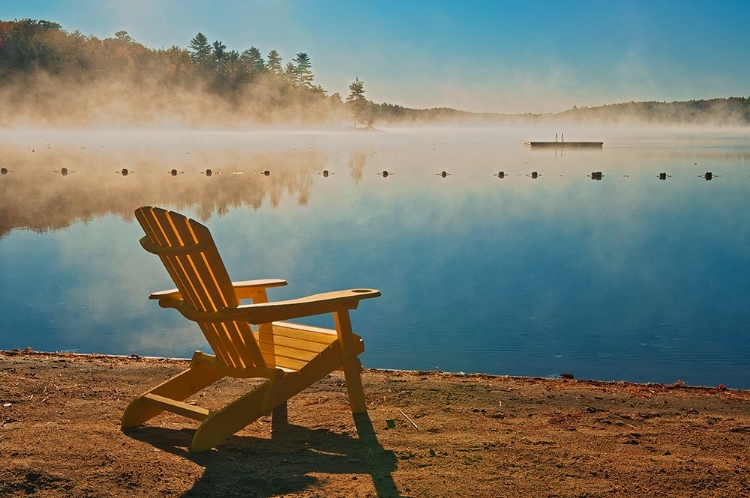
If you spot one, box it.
[1,18,749,128]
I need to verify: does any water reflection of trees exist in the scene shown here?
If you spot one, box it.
[0,144,371,237]
[348,150,368,183]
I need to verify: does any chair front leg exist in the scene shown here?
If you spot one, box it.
[121,359,223,428]
[334,310,367,413]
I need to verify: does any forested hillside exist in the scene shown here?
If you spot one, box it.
[0,18,348,127]
[1,18,748,127]
[554,98,750,126]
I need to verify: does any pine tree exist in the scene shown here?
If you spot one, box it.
[266,49,282,74]
[188,32,211,63]
[241,47,265,75]
[292,52,314,87]
[212,40,226,61]
[346,76,370,127]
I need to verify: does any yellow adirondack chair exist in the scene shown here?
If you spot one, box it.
[122,206,380,452]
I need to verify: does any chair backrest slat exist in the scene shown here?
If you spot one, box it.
[135,206,266,369]
[137,208,212,312]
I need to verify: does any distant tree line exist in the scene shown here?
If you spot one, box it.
[555,98,750,126]
[0,18,368,125]
[0,18,748,127]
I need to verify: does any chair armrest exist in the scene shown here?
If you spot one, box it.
[149,288,182,300]
[148,279,287,302]
[160,288,380,324]
[235,288,380,323]
[232,279,288,300]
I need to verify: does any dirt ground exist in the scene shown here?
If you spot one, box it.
[1,350,749,497]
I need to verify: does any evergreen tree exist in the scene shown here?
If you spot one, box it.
[188,32,211,62]
[114,30,133,44]
[241,46,265,74]
[292,52,314,87]
[225,49,241,79]
[212,40,226,61]
[284,61,297,84]
[266,49,282,74]
[347,76,366,101]
[346,76,370,126]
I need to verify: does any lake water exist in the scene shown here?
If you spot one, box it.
[1,126,749,388]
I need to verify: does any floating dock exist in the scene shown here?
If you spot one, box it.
[524,141,603,149]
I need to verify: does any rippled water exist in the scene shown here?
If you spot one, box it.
[1,126,749,387]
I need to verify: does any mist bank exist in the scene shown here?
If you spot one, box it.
[3,71,747,129]
[367,98,750,127]
[1,19,749,128]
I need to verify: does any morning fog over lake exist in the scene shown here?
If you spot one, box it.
[1,126,749,388]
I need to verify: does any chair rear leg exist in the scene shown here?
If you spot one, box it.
[271,401,289,433]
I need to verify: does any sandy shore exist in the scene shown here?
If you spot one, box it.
[1,350,749,497]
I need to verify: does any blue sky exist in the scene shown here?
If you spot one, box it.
[3,0,749,113]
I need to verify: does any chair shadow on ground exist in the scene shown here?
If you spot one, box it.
[125,413,400,497]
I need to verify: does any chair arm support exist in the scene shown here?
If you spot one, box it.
[160,289,380,324]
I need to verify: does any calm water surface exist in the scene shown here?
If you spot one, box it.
[1,126,749,388]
